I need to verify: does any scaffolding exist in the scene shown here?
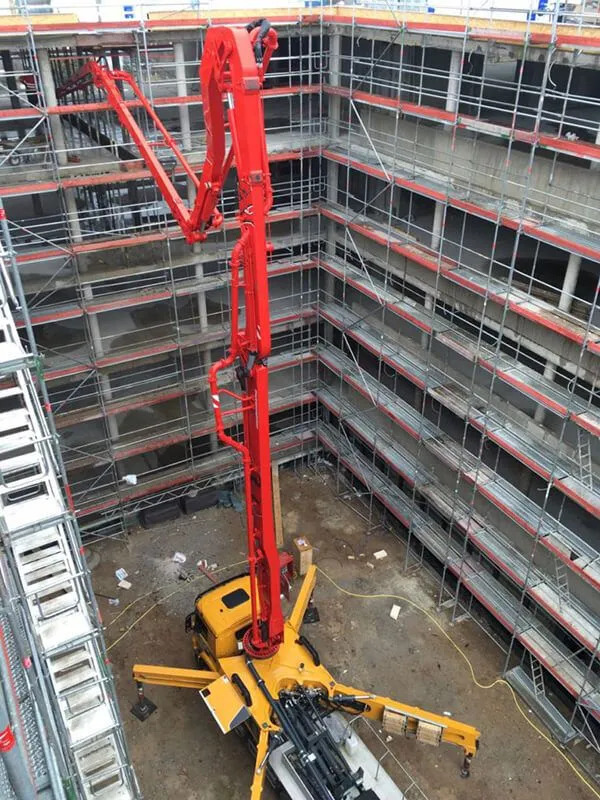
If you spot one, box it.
[0,202,139,798]
[0,24,324,535]
[316,6,600,764]
[0,0,598,774]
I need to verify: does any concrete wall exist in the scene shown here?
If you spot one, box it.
[351,108,600,235]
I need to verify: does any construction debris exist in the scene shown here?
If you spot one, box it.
[294,536,313,576]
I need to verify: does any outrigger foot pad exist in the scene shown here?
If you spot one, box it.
[131,697,156,721]
[303,602,320,624]
[131,682,157,721]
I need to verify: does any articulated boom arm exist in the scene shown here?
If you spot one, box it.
[62,23,284,657]
[59,20,276,246]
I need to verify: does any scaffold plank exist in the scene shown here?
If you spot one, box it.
[43,307,316,382]
[318,387,600,653]
[317,423,600,718]
[319,292,599,519]
[76,426,315,517]
[319,343,600,591]
[322,206,600,356]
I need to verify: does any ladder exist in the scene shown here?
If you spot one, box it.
[576,428,594,490]
[554,558,570,611]
[0,226,140,799]
[529,653,546,698]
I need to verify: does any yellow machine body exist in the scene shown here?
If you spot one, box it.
[192,574,254,663]
[133,566,481,800]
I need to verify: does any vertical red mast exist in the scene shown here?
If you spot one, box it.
[206,23,285,657]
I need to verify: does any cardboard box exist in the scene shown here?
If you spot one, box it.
[293,536,313,576]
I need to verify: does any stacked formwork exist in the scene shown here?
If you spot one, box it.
[318,10,600,756]
[0,2,598,766]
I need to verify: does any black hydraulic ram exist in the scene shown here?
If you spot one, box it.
[245,659,338,800]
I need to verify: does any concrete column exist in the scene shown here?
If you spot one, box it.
[325,29,342,285]
[37,48,68,167]
[518,463,534,496]
[533,253,581,424]
[194,245,209,332]
[187,177,216,448]
[533,358,559,424]
[327,159,339,211]
[187,179,209,332]
[174,43,192,152]
[321,266,335,304]
[327,153,339,197]
[64,189,96,334]
[328,31,342,141]
[592,126,600,170]
[63,187,83,240]
[558,253,581,313]
[431,200,445,252]
[322,159,338,298]
[445,49,462,116]
[421,292,434,350]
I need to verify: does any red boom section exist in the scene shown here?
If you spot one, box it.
[59,24,284,656]
[203,26,284,658]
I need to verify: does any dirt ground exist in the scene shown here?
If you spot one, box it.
[91,469,593,800]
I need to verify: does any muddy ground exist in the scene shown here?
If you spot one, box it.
[91,469,592,800]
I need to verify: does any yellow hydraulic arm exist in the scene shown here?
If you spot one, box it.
[287,565,479,774]
[328,683,478,772]
[132,664,219,689]
[132,565,480,785]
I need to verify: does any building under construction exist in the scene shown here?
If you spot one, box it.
[0,3,598,799]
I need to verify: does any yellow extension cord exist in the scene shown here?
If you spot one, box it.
[316,566,599,800]
[104,561,599,798]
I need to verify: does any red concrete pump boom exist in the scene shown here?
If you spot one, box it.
[60,21,284,657]
[59,27,483,796]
